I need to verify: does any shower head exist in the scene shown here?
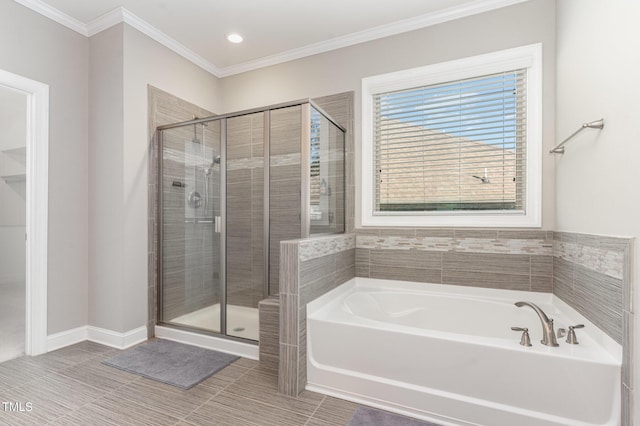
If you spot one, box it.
[191,118,209,144]
[205,155,221,176]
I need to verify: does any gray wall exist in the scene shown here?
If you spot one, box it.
[120,24,221,333]
[0,0,89,335]
[88,24,125,332]
[88,22,221,334]
[555,2,639,424]
[219,0,557,230]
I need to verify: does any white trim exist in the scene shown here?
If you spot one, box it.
[217,0,529,77]
[155,326,259,360]
[0,69,49,356]
[47,325,148,352]
[119,9,221,77]
[361,43,542,228]
[47,326,87,352]
[87,325,148,349]
[14,0,529,78]
[85,7,123,37]
[12,0,88,36]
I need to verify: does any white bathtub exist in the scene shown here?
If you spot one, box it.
[306,278,621,426]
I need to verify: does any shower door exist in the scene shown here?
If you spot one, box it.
[158,120,222,333]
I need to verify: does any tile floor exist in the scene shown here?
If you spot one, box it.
[0,341,359,426]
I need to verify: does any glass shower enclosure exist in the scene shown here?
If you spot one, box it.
[157,100,345,342]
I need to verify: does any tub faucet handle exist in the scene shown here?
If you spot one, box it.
[566,324,584,345]
[511,327,532,347]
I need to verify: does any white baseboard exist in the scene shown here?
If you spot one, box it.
[47,325,148,352]
[155,325,259,360]
[47,326,88,352]
[87,325,148,349]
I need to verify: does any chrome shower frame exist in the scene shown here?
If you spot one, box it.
[156,99,345,343]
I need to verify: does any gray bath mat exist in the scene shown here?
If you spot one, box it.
[349,407,442,426]
[102,339,239,389]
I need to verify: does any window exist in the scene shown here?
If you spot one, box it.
[361,44,542,227]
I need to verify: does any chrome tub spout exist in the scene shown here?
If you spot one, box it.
[515,301,559,347]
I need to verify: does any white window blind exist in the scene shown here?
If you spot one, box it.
[373,69,527,213]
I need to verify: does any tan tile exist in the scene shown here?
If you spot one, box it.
[225,368,322,416]
[114,377,214,418]
[187,391,310,426]
[51,392,180,426]
[312,396,358,425]
[58,358,139,392]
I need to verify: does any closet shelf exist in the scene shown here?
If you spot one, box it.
[1,173,26,183]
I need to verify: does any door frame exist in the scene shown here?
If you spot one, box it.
[0,69,49,356]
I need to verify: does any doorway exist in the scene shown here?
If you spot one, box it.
[0,85,27,362]
[0,69,49,360]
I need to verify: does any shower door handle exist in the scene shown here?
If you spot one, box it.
[214,216,221,233]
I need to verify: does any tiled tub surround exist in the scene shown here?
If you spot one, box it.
[258,296,280,373]
[356,229,555,292]
[352,228,632,424]
[552,231,633,425]
[278,233,356,396]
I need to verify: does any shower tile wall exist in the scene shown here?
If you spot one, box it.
[147,86,217,334]
[227,112,265,308]
[269,106,303,295]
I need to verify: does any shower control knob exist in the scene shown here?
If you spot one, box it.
[566,324,584,345]
[511,326,532,347]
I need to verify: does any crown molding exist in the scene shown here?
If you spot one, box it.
[119,8,222,76]
[14,0,528,78]
[13,0,88,36]
[86,7,123,37]
[217,0,528,77]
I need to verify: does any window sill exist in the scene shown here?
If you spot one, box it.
[362,211,541,228]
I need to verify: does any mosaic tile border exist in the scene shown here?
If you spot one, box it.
[299,234,356,261]
[553,233,628,280]
[356,234,552,256]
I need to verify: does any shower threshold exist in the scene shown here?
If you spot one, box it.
[169,304,259,341]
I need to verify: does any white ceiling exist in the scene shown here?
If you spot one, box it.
[19,0,527,76]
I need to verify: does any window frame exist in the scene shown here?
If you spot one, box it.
[361,43,542,228]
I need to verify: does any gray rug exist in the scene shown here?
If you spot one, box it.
[102,339,239,389]
[349,407,442,426]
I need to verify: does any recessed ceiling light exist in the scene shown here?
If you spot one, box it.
[226,33,244,43]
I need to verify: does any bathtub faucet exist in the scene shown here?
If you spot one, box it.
[514,301,559,347]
